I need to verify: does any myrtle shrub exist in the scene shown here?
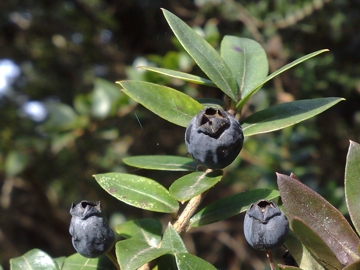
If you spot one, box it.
[9,9,360,270]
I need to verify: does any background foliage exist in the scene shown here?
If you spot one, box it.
[1,0,360,269]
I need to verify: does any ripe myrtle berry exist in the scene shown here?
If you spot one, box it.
[185,107,243,169]
[244,200,289,251]
[69,200,115,258]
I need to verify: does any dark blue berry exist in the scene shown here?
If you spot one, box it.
[244,200,289,251]
[69,200,115,258]
[185,107,243,169]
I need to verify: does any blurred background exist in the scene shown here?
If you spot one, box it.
[1,0,360,269]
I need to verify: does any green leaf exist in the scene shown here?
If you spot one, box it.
[190,189,280,227]
[62,253,116,270]
[285,230,326,270]
[169,170,223,203]
[5,150,30,177]
[277,173,360,265]
[174,253,217,270]
[220,36,268,100]
[118,80,203,127]
[236,49,329,109]
[292,218,342,270]
[123,155,197,171]
[91,78,122,119]
[161,223,188,253]
[10,249,59,270]
[41,102,78,131]
[116,239,170,270]
[345,141,360,235]
[138,66,216,87]
[115,218,162,247]
[93,173,179,213]
[157,254,178,270]
[162,9,238,101]
[241,97,344,136]
[53,257,66,269]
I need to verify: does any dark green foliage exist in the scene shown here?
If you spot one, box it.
[2,1,360,270]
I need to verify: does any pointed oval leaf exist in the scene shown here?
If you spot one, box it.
[117,80,202,127]
[277,173,360,265]
[62,253,116,270]
[221,36,268,100]
[123,155,197,171]
[236,49,329,109]
[10,249,59,270]
[169,170,223,203]
[292,217,342,270]
[162,9,238,101]
[242,97,344,136]
[138,66,216,87]
[162,223,188,253]
[345,141,360,235]
[115,218,162,247]
[190,189,280,227]
[175,253,217,270]
[116,239,170,270]
[285,230,326,270]
[94,173,179,213]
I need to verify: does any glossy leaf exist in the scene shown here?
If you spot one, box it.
[292,217,342,270]
[62,253,116,270]
[242,97,344,136]
[10,249,59,270]
[53,257,66,269]
[116,239,170,270]
[123,155,197,171]
[345,141,360,235]
[285,230,326,270]
[236,49,329,109]
[161,223,188,253]
[138,66,216,87]
[162,9,238,101]
[277,173,360,265]
[117,80,203,127]
[41,102,78,131]
[190,189,280,227]
[174,253,217,270]
[94,173,179,213]
[169,170,223,203]
[115,218,162,247]
[220,36,268,100]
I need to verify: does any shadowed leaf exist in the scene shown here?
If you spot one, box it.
[115,218,162,247]
[292,217,342,270]
[116,239,170,270]
[277,173,360,265]
[190,189,280,227]
[345,141,360,235]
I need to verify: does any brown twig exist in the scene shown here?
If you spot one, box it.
[267,250,276,270]
[173,191,208,234]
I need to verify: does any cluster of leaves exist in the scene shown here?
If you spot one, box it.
[7,8,359,270]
